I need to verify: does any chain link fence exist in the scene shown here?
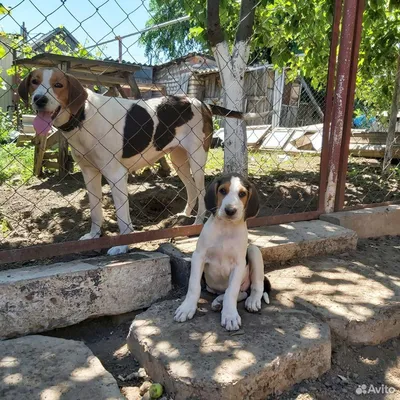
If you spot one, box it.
[0,0,329,257]
[345,56,400,209]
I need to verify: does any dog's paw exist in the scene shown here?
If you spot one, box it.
[211,297,223,311]
[107,245,129,256]
[174,301,197,322]
[245,293,263,313]
[80,232,101,241]
[221,309,241,331]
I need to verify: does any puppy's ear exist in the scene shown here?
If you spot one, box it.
[205,178,219,215]
[67,73,88,115]
[18,72,32,105]
[245,181,260,220]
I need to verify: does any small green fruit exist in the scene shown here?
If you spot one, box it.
[149,383,163,399]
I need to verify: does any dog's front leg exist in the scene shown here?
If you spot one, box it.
[106,167,134,256]
[174,251,205,322]
[221,263,246,331]
[80,167,103,240]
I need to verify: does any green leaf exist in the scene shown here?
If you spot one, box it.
[189,26,204,38]
[0,45,6,58]
[0,4,10,14]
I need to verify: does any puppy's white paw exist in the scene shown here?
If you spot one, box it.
[245,293,263,313]
[80,232,101,240]
[174,301,197,322]
[221,309,241,331]
[107,245,129,256]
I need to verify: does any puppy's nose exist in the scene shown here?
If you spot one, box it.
[33,95,48,107]
[225,206,237,216]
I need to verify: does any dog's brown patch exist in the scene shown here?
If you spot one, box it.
[238,184,250,209]
[201,104,213,151]
[18,70,43,102]
[49,70,69,108]
[216,181,231,208]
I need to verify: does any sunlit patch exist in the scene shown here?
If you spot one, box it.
[359,356,379,366]
[299,323,321,339]
[0,356,19,368]
[3,373,23,385]
[154,341,180,358]
[113,344,129,359]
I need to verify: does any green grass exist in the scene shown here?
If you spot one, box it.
[0,143,35,184]
[205,148,320,176]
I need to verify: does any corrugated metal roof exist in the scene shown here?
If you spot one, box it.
[153,52,215,69]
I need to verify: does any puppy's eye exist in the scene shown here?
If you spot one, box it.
[239,191,247,198]
[219,187,227,196]
[31,79,39,85]
[54,82,63,88]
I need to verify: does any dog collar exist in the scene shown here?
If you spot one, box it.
[57,106,86,132]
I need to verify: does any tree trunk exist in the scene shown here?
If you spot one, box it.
[207,0,256,176]
[383,52,400,173]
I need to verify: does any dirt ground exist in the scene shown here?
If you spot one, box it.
[46,235,400,400]
[2,150,400,259]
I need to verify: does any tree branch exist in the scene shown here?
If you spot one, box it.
[207,0,224,47]
[235,0,257,44]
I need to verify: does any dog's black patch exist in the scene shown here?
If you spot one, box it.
[153,96,194,151]
[122,104,154,158]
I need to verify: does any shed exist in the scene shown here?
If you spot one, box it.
[153,53,306,127]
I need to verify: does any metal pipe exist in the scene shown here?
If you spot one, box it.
[318,0,342,213]
[85,15,190,50]
[0,211,320,265]
[323,0,359,213]
[335,0,365,211]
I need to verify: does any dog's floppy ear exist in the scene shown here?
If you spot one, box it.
[245,181,260,220]
[205,178,219,215]
[66,73,88,115]
[18,72,32,105]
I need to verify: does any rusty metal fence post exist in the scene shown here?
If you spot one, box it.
[320,0,365,213]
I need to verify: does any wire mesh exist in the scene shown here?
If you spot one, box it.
[345,48,400,209]
[0,0,329,256]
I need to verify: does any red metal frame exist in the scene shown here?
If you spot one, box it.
[335,0,365,211]
[318,0,343,213]
[323,0,359,213]
[0,211,321,265]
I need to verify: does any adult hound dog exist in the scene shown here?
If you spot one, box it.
[175,173,271,331]
[18,68,261,255]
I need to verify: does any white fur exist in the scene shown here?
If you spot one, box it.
[174,175,269,331]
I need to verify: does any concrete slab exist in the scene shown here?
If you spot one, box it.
[127,299,331,400]
[268,257,400,345]
[159,220,357,289]
[321,205,400,238]
[0,335,123,400]
[0,252,171,339]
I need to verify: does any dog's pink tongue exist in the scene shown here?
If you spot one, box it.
[33,112,53,135]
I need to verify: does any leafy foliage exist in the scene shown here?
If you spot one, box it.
[140,0,400,117]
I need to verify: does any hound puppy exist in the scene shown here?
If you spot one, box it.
[18,69,258,255]
[175,173,271,331]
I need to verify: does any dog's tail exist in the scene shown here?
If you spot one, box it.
[208,104,271,121]
[263,276,272,305]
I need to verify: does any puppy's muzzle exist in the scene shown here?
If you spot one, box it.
[224,206,237,217]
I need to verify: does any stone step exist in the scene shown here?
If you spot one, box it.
[321,205,400,238]
[127,299,331,400]
[0,252,171,339]
[0,335,124,400]
[159,220,357,289]
[268,256,400,345]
